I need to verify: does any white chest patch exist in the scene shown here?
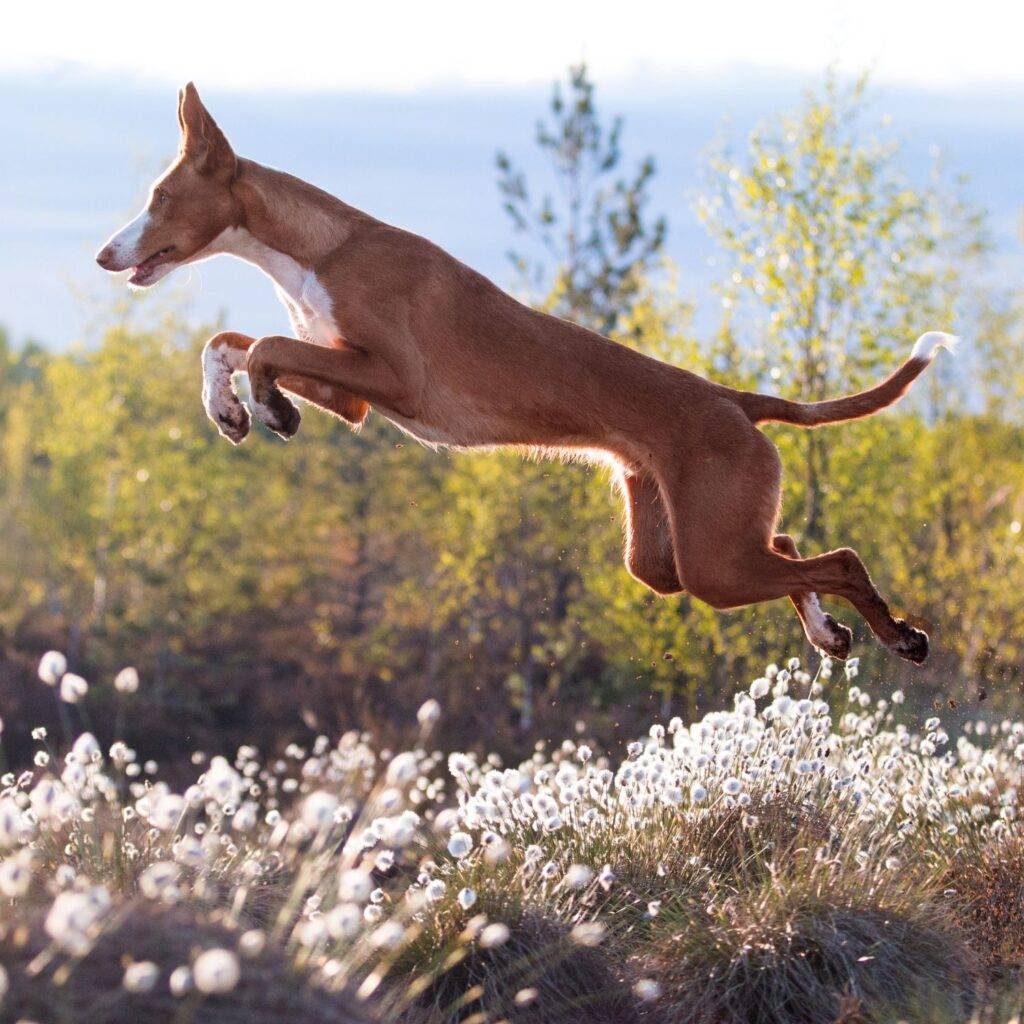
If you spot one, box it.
[202,227,340,346]
[292,274,339,347]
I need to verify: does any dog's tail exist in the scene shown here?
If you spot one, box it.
[735,332,959,428]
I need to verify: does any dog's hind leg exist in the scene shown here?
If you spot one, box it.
[277,376,370,427]
[653,405,928,663]
[772,534,852,660]
[666,523,927,663]
[617,468,683,594]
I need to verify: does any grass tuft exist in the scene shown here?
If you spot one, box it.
[0,901,370,1024]
[3,654,1024,1023]
[637,870,974,1024]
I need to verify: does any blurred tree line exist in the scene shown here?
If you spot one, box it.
[1,68,1022,762]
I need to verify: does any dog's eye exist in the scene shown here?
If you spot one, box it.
[153,188,170,207]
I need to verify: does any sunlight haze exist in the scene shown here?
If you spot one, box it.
[5,0,1024,91]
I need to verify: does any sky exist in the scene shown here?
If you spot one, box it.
[1,2,1021,347]
[4,0,1024,92]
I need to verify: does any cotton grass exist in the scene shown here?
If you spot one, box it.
[3,651,1024,1022]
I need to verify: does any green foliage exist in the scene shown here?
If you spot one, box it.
[2,68,1024,757]
[496,62,666,334]
[691,70,1022,687]
[699,71,989,549]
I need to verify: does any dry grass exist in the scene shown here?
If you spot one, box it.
[0,901,370,1024]
[406,911,639,1024]
[944,830,1024,975]
[635,867,974,1024]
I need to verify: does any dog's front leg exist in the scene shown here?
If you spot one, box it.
[277,376,369,427]
[202,331,372,441]
[202,331,255,444]
[246,333,419,440]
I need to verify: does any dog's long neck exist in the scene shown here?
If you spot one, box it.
[215,158,365,284]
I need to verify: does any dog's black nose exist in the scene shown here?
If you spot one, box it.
[95,246,116,269]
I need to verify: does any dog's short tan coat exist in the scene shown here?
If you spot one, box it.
[97,84,956,664]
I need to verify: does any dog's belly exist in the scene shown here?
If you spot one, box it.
[380,410,462,447]
[378,385,516,450]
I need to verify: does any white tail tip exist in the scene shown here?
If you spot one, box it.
[910,331,960,362]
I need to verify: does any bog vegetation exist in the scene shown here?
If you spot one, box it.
[3,653,1024,1022]
[2,64,1024,1023]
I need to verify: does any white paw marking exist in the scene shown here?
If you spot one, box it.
[202,343,249,441]
[251,397,277,427]
[801,593,844,649]
[205,381,242,424]
[250,393,300,438]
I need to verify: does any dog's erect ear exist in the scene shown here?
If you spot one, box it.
[177,82,236,178]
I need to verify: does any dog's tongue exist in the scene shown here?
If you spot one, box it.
[129,251,163,284]
[128,263,151,285]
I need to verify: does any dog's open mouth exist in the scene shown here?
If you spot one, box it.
[128,246,177,286]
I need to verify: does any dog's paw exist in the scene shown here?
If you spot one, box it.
[817,614,853,661]
[204,384,251,445]
[891,622,929,665]
[252,388,301,440]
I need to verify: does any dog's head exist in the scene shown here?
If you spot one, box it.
[96,84,239,288]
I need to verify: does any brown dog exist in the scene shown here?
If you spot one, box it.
[97,84,956,664]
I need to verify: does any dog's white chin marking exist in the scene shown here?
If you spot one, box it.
[104,207,185,288]
[911,331,960,362]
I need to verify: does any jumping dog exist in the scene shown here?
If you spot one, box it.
[97,84,957,664]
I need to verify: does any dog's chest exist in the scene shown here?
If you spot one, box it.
[210,228,341,347]
[281,274,340,347]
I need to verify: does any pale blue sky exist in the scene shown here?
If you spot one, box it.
[2,3,1021,347]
